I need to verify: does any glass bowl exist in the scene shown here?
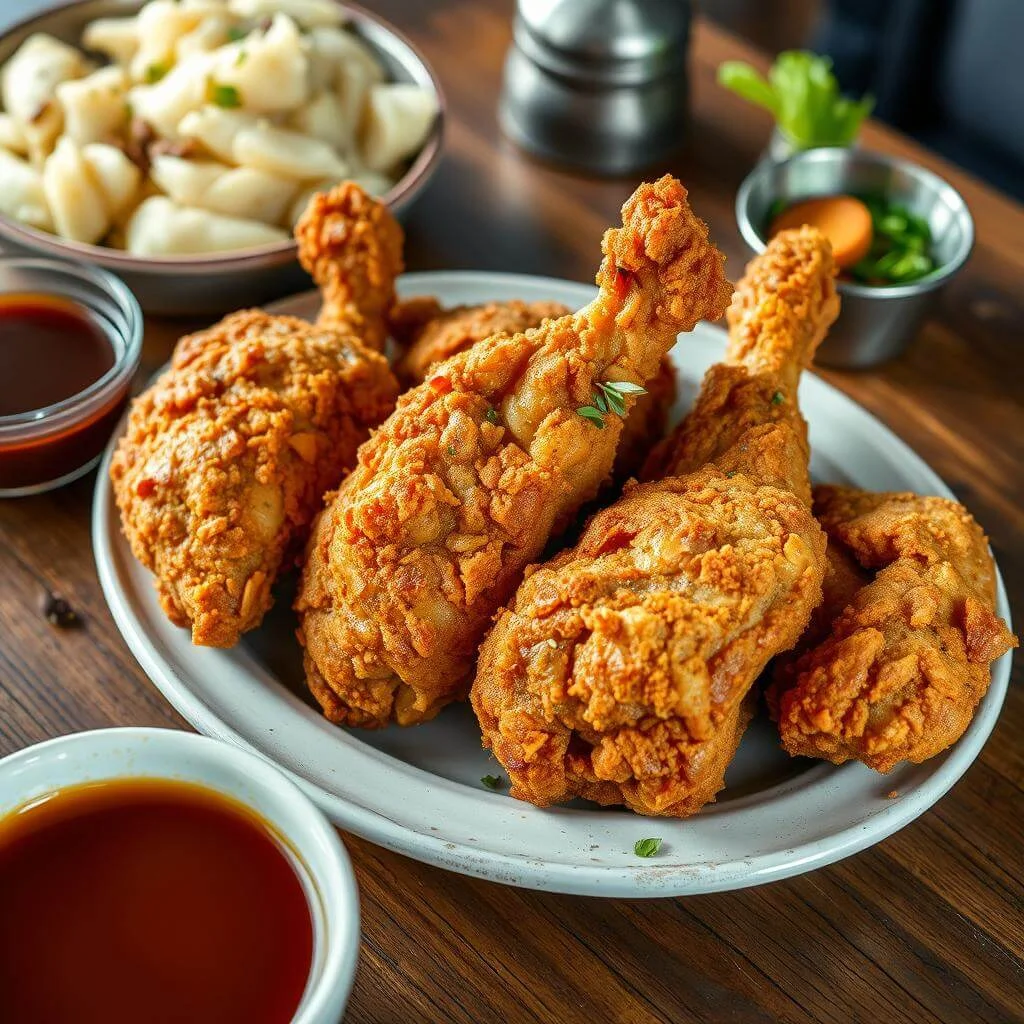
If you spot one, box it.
[0,257,142,497]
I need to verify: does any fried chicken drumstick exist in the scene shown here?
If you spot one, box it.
[769,486,1017,771]
[111,184,401,647]
[296,175,731,727]
[471,227,839,816]
[389,296,679,484]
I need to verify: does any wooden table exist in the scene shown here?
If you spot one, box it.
[2,4,1021,1022]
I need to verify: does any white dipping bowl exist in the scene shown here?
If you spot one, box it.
[0,728,359,1023]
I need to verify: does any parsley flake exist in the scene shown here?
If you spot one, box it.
[578,379,647,428]
[227,25,248,42]
[771,390,785,405]
[207,80,242,108]
[447,444,457,457]
[235,49,248,67]
[484,407,500,425]
[634,837,663,858]
[481,774,505,790]
[144,62,169,84]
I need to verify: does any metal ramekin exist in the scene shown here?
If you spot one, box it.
[0,256,142,497]
[736,148,975,369]
[0,0,445,317]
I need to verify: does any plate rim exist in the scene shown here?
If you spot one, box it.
[93,269,1014,897]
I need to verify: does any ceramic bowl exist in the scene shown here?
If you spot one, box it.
[0,0,445,315]
[0,727,360,1023]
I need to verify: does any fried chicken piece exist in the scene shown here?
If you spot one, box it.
[297,175,732,727]
[111,184,402,647]
[389,298,571,385]
[390,296,678,483]
[296,185,403,349]
[471,227,838,815]
[769,486,1017,771]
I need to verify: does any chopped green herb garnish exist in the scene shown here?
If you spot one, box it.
[771,391,785,405]
[207,80,242,108]
[447,444,457,457]
[144,62,169,84]
[578,380,646,428]
[484,407,500,425]
[481,774,504,790]
[235,49,248,67]
[634,837,663,858]
[598,383,625,417]
[227,25,248,42]
[847,196,936,286]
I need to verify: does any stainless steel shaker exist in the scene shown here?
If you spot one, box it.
[499,0,691,175]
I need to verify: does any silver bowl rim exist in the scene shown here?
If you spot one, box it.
[735,147,975,300]
[0,0,446,274]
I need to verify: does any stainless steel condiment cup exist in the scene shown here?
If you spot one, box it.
[736,148,974,369]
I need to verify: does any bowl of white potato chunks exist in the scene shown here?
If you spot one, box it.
[0,0,443,314]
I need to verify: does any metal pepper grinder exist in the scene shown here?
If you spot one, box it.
[499,0,692,176]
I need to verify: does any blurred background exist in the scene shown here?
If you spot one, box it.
[709,0,1024,200]
[3,0,1022,199]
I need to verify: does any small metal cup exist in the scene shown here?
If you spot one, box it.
[736,148,974,369]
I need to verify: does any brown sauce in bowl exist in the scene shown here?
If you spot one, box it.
[0,293,115,416]
[0,293,132,491]
[0,778,315,1024]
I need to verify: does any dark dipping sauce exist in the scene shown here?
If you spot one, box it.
[0,779,314,1024]
[0,293,129,490]
[0,293,114,415]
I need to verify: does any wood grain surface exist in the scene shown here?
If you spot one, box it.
[0,4,1021,1022]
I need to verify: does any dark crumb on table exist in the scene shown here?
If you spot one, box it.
[41,591,81,629]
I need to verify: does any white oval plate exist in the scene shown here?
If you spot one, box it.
[93,271,1013,898]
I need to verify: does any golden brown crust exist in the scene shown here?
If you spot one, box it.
[111,184,403,647]
[295,182,404,350]
[471,472,823,813]
[295,175,732,727]
[724,226,841,379]
[389,296,678,484]
[642,227,840,497]
[390,299,571,387]
[111,312,397,647]
[469,229,837,816]
[770,486,1018,771]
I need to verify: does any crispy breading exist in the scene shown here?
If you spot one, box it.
[110,184,401,647]
[471,228,838,815]
[770,486,1017,771]
[390,297,678,483]
[296,175,732,727]
[295,184,404,349]
[390,298,571,386]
